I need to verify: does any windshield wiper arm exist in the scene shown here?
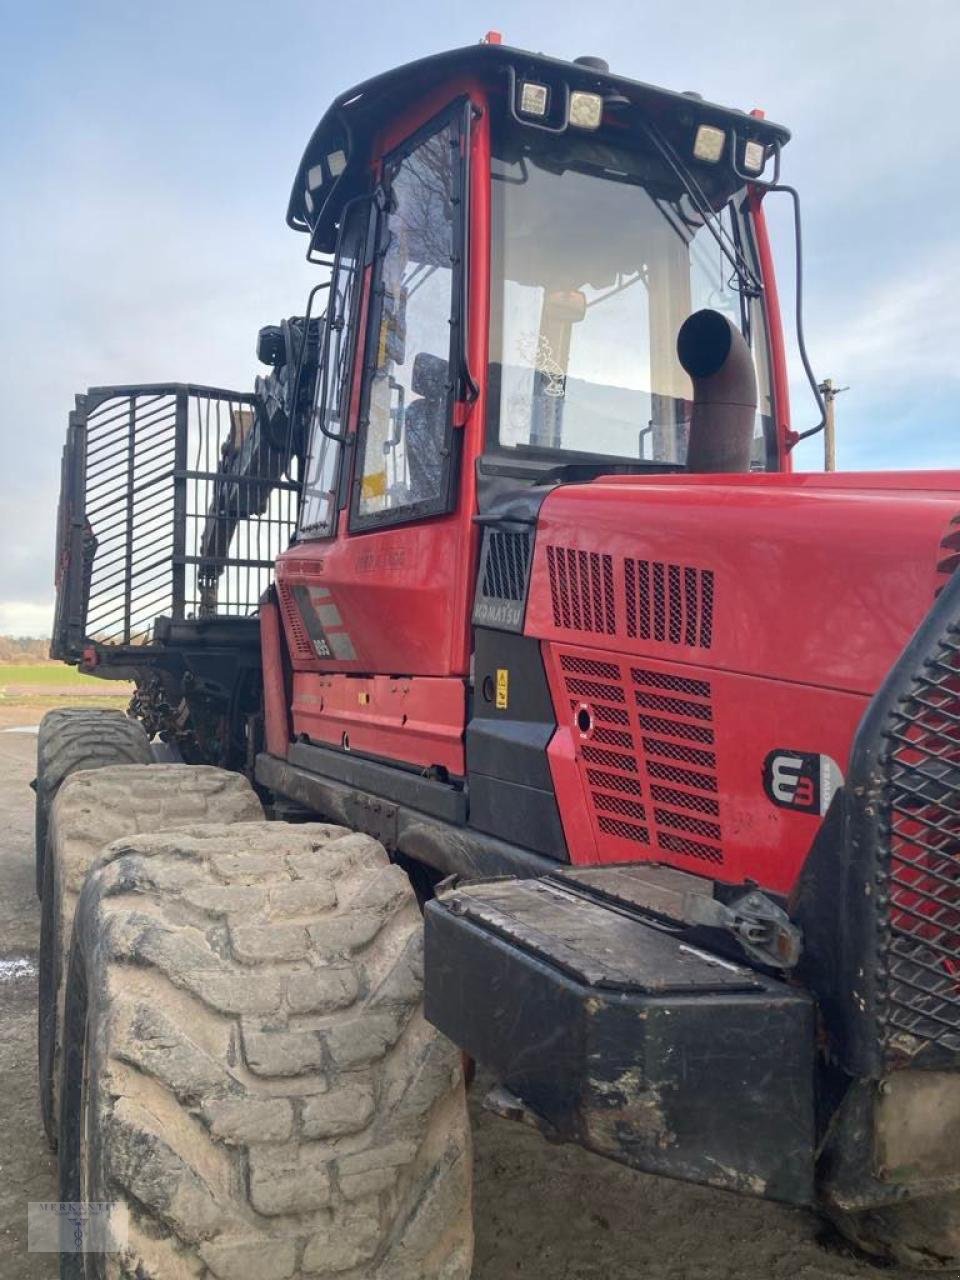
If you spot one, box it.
[640,120,763,298]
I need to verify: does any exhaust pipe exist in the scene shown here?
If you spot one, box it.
[677,309,758,473]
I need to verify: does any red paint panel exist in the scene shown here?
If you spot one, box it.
[543,641,866,893]
[527,474,960,696]
[291,672,465,775]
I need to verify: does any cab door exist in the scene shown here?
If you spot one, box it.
[276,98,484,774]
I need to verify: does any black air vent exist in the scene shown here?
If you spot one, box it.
[473,526,534,633]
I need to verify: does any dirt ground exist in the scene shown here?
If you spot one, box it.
[0,706,929,1279]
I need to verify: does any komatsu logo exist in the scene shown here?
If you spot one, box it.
[763,749,844,816]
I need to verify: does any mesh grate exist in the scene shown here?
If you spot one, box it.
[276,581,315,660]
[624,558,714,648]
[559,647,724,867]
[598,815,650,844]
[547,546,616,634]
[880,627,960,1054]
[586,768,643,795]
[481,529,532,602]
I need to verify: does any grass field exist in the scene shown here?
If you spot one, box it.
[0,663,107,688]
[0,662,132,718]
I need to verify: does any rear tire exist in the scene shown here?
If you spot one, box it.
[58,821,473,1279]
[39,764,262,1148]
[34,708,152,898]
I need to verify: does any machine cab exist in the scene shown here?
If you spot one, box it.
[272,40,791,778]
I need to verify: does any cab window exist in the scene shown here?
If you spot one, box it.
[351,111,462,528]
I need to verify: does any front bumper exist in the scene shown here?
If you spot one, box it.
[425,873,815,1204]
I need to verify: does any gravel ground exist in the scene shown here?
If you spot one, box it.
[0,711,926,1279]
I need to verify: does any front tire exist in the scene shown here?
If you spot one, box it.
[58,820,472,1279]
[39,763,262,1148]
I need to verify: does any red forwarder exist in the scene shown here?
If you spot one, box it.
[42,35,960,1278]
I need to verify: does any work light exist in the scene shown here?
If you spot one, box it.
[693,124,726,163]
[568,90,603,130]
[743,140,766,173]
[519,81,549,118]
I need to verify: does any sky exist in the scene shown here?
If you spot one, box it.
[1,0,958,636]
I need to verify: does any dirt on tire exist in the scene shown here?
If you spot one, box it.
[59,821,472,1278]
[39,763,262,1146]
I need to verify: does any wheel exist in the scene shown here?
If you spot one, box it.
[58,821,473,1279]
[819,1075,960,1271]
[34,708,152,898]
[39,763,263,1149]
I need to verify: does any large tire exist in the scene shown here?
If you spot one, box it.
[58,821,473,1279]
[39,764,262,1148]
[35,708,152,898]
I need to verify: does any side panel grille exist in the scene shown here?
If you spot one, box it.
[482,530,531,601]
[276,581,315,661]
[881,628,960,1055]
[624,558,714,649]
[473,527,534,632]
[557,648,724,868]
[546,546,616,635]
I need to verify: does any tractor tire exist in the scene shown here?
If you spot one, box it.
[34,708,152,898]
[57,821,473,1280]
[39,764,262,1149]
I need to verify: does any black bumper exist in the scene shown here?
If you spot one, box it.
[425,875,815,1204]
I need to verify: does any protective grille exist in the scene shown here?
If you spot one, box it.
[880,625,960,1054]
[558,648,724,866]
[482,530,532,602]
[57,384,298,650]
[624,558,714,648]
[276,581,315,660]
[547,546,616,634]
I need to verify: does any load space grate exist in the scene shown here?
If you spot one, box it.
[625,558,714,648]
[559,651,723,867]
[546,546,616,635]
[56,385,299,651]
[881,625,960,1054]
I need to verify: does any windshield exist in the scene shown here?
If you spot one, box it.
[489,130,774,467]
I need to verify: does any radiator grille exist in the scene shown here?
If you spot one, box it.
[559,650,723,867]
[881,626,960,1055]
[624,558,714,649]
[547,546,616,634]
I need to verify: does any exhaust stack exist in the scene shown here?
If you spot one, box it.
[678,309,758,473]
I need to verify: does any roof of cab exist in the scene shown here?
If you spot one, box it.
[287,41,791,247]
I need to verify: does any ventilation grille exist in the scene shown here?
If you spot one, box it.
[880,625,960,1054]
[277,581,314,660]
[547,546,616,634]
[625,559,714,649]
[482,530,531,603]
[935,515,960,594]
[560,651,723,866]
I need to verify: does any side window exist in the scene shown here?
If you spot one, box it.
[352,117,460,527]
[299,205,366,536]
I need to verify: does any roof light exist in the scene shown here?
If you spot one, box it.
[568,90,603,130]
[693,124,726,164]
[743,140,766,173]
[519,81,549,118]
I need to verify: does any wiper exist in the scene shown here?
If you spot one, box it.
[640,120,763,298]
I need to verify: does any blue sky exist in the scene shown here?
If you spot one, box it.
[2,0,958,634]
